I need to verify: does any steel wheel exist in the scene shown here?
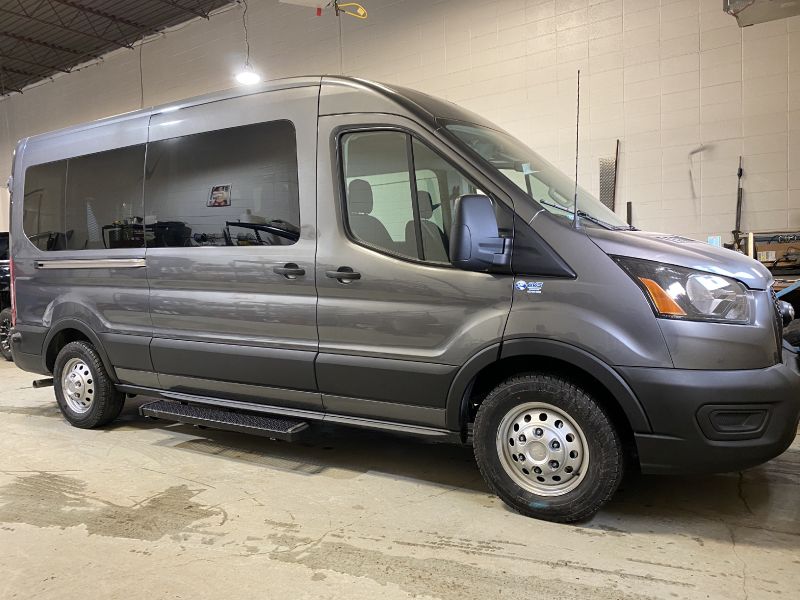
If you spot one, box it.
[61,357,96,414]
[496,401,589,497]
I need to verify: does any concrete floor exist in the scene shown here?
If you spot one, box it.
[0,360,797,600]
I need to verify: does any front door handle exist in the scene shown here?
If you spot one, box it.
[326,267,361,281]
[274,263,305,278]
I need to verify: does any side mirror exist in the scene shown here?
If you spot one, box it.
[449,194,511,272]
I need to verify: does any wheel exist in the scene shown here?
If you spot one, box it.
[0,308,12,361]
[473,373,624,523]
[784,318,800,347]
[53,341,125,428]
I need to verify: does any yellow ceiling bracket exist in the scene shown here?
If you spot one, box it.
[335,2,367,19]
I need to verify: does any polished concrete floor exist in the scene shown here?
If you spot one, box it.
[0,359,797,600]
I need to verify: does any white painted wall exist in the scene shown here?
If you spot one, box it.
[1,0,799,243]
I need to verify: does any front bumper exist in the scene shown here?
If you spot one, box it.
[619,345,800,474]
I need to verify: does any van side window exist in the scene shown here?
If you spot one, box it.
[22,146,146,251]
[341,131,419,260]
[411,139,482,263]
[23,160,68,251]
[341,131,482,264]
[65,145,146,250]
[144,120,300,248]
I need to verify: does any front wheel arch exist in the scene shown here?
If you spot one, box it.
[445,339,652,457]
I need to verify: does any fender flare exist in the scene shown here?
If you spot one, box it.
[445,338,652,434]
[43,319,118,382]
[445,343,501,432]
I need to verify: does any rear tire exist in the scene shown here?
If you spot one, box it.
[0,308,12,361]
[53,341,124,428]
[474,373,624,523]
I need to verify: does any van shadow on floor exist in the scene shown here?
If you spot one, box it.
[111,396,488,492]
[63,398,800,548]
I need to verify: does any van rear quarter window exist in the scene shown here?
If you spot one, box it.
[144,120,300,247]
[22,146,146,251]
[65,145,146,250]
[22,159,67,251]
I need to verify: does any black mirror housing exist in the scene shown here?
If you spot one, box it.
[450,194,511,272]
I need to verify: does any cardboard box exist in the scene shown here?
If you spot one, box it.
[754,241,800,266]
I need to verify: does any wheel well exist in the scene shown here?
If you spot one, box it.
[45,328,90,373]
[465,355,638,467]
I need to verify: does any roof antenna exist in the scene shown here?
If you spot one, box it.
[573,69,581,229]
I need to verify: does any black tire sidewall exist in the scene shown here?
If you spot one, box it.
[474,375,623,522]
[53,341,123,428]
[0,308,12,361]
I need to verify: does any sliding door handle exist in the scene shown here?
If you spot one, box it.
[274,263,305,278]
[326,267,361,281]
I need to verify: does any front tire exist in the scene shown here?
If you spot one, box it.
[474,373,624,523]
[53,341,125,428]
[0,308,13,361]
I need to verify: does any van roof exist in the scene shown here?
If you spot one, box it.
[17,75,497,148]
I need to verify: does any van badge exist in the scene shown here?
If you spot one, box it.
[515,280,544,294]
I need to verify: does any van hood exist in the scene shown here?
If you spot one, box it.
[585,228,773,290]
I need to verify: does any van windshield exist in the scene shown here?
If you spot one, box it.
[442,122,630,230]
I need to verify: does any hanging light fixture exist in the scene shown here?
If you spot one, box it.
[235,67,261,85]
[234,0,261,85]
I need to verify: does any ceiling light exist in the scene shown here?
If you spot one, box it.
[234,0,261,85]
[235,68,261,85]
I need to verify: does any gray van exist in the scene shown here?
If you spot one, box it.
[8,76,800,522]
[0,231,10,360]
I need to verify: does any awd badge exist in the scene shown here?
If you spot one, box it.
[515,280,544,294]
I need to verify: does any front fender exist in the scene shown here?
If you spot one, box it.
[445,338,653,435]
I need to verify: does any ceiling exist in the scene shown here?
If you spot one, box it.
[0,0,236,96]
[725,0,800,27]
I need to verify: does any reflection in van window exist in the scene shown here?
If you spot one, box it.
[411,139,481,263]
[144,120,300,248]
[341,131,482,264]
[66,145,146,250]
[342,131,418,260]
[22,160,68,251]
[22,146,146,251]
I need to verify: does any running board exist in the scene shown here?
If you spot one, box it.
[118,384,457,440]
[139,399,309,441]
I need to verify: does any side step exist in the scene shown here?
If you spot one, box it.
[139,400,309,441]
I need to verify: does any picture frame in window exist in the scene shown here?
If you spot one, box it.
[208,184,232,207]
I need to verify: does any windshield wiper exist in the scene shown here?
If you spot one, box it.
[536,200,631,230]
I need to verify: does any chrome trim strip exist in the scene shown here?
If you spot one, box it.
[35,258,146,270]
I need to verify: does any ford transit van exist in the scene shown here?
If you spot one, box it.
[0,231,10,361]
[8,77,800,522]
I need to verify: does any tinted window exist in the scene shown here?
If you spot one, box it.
[65,145,145,250]
[341,131,418,260]
[144,120,300,248]
[22,146,146,252]
[341,130,483,264]
[0,233,8,260]
[23,160,67,251]
[412,139,481,263]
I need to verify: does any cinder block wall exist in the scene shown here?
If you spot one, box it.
[1,0,798,242]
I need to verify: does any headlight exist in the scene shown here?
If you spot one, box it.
[614,257,753,324]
